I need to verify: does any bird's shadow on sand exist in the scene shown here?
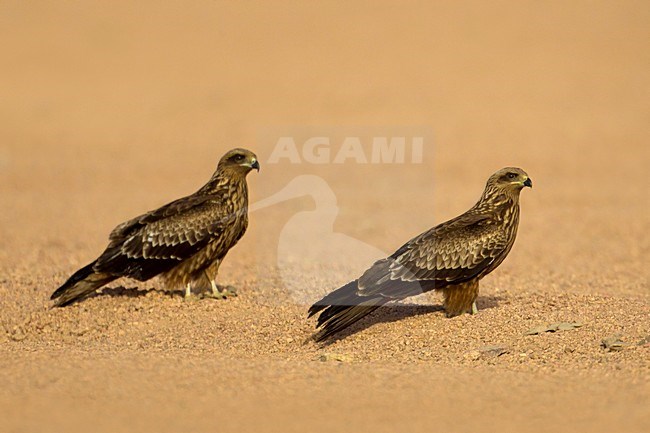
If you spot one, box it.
[315,295,503,346]
[88,286,177,301]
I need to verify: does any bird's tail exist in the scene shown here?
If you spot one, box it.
[50,261,116,307]
[308,280,388,342]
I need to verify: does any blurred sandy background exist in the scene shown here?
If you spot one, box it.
[0,1,648,433]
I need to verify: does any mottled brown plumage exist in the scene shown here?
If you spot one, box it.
[51,148,259,307]
[308,167,532,341]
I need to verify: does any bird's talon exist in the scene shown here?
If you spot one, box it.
[222,285,238,297]
[202,286,237,300]
[183,294,200,302]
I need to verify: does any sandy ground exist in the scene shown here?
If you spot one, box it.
[1,1,648,432]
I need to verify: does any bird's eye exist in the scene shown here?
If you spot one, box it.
[507,173,517,179]
[233,154,245,162]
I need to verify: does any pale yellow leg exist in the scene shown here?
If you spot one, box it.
[209,278,223,297]
[183,283,200,301]
[202,271,237,299]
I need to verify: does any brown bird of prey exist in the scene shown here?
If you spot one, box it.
[308,167,532,341]
[51,148,259,307]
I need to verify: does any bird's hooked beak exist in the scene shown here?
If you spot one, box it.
[523,177,532,188]
[245,159,260,172]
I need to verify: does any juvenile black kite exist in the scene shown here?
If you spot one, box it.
[308,167,532,341]
[51,148,259,306]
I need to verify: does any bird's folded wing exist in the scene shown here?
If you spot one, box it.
[358,213,509,299]
[108,194,218,241]
[99,193,233,264]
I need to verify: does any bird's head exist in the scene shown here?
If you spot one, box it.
[218,148,260,175]
[485,167,532,196]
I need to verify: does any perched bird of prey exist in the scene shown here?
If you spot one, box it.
[51,148,259,307]
[308,167,532,342]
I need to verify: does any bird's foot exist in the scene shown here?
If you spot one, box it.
[202,285,237,300]
[471,301,478,315]
[183,293,201,302]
